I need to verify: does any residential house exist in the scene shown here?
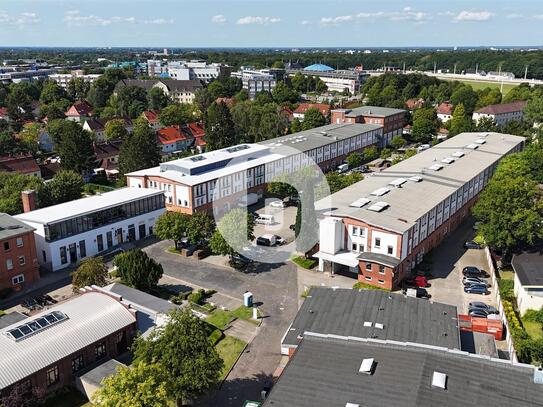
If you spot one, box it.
[93,140,122,179]
[405,98,425,110]
[83,117,133,143]
[14,188,165,272]
[0,154,41,177]
[437,102,454,123]
[0,213,40,292]
[512,251,543,315]
[331,106,405,146]
[0,290,137,399]
[65,101,93,123]
[293,103,331,122]
[314,132,524,289]
[157,126,190,156]
[141,110,162,131]
[115,79,203,104]
[473,101,528,127]
[278,106,294,123]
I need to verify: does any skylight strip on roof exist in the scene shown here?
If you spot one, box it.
[370,187,390,197]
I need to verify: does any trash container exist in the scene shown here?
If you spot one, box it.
[243,291,253,308]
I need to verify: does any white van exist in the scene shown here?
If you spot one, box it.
[337,163,349,173]
[255,214,274,225]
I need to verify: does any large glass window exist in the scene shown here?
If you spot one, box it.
[46,365,59,386]
[72,355,84,373]
[59,247,67,264]
[97,235,104,252]
[95,341,106,360]
[79,240,86,258]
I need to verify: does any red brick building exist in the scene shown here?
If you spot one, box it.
[331,106,405,147]
[0,213,40,292]
[0,290,137,398]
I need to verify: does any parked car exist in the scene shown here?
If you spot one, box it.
[269,200,285,208]
[255,214,275,225]
[468,308,489,318]
[256,234,277,246]
[415,287,431,299]
[417,144,430,152]
[230,253,253,269]
[462,266,489,278]
[464,240,483,249]
[469,301,498,314]
[463,276,491,287]
[405,276,430,288]
[464,285,490,295]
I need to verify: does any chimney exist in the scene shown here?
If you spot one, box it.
[21,190,36,213]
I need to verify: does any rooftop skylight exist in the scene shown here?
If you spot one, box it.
[388,178,407,187]
[368,202,389,212]
[429,164,443,171]
[5,311,68,342]
[370,187,390,197]
[349,198,371,208]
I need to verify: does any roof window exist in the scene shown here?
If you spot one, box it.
[388,178,407,187]
[349,198,371,208]
[466,144,479,150]
[409,176,422,182]
[368,202,389,212]
[474,138,486,144]
[432,371,447,389]
[429,164,443,171]
[359,358,376,375]
[441,157,455,164]
[452,151,465,158]
[370,187,390,197]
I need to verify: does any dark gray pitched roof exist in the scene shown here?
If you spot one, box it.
[0,213,35,241]
[282,288,460,350]
[264,335,543,407]
[103,283,176,315]
[512,251,543,286]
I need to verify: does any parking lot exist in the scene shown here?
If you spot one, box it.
[252,199,297,245]
[426,219,497,315]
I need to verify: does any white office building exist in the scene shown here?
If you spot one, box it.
[15,188,165,272]
[231,67,277,99]
[49,70,101,89]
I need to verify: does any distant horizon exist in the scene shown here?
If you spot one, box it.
[1,0,543,48]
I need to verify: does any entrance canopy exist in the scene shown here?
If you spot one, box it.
[315,251,359,268]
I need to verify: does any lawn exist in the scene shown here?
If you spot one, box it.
[231,305,261,324]
[216,335,247,380]
[291,255,317,269]
[441,77,518,94]
[522,319,543,340]
[500,270,514,281]
[205,309,235,330]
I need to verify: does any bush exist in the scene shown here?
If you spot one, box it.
[524,308,543,325]
[292,256,317,269]
[170,290,193,305]
[498,279,515,301]
[353,281,389,291]
[188,290,204,305]
[208,328,224,346]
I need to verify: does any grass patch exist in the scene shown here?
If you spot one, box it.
[216,335,247,380]
[441,77,517,94]
[522,319,543,340]
[205,309,236,330]
[231,305,261,324]
[353,281,389,291]
[500,270,514,281]
[291,256,317,269]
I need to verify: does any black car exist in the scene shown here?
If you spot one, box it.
[464,285,490,295]
[462,266,489,278]
[230,253,253,269]
[469,301,498,314]
[468,308,489,318]
[416,288,431,299]
[464,240,483,249]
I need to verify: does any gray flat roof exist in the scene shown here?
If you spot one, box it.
[0,312,27,329]
[282,287,460,350]
[14,188,163,225]
[257,123,382,152]
[0,213,35,240]
[264,334,543,407]
[315,132,525,233]
[333,105,405,117]
[512,251,543,287]
[103,283,178,315]
[78,358,125,386]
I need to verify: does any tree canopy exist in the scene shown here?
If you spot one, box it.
[41,170,84,207]
[71,257,108,292]
[154,211,190,249]
[119,118,161,176]
[113,249,163,292]
[210,208,255,257]
[411,107,439,143]
[204,102,236,150]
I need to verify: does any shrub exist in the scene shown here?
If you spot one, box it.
[188,290,204,305]
[353,281,388,291]
[524,308,543,325]
[498,279,515,301]
[208,328,224,346]
[170,290,193,305]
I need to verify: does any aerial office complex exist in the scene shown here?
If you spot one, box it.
[14,189,165,272]
[126,123,383,215]
[315,132,524,289]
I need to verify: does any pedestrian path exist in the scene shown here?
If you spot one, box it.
[225,319,258,343]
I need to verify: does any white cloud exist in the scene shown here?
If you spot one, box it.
[236,16,281,25]
[0,10,40,26]
[212,14,227,24]
[63,11,172,26]
[320,9,430,26]
[532,14,543,20]
[506,13,523,19]
[300,20,310,25]
[454,10,494,22]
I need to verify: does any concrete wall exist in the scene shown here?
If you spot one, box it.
[514,272,543,315]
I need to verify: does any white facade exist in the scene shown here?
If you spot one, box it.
[438,113,452,123]
[232,68,277,99]
[514,272,543,316]
[49,71,101,89]
[473,110,524,127]
[15,189,165,272]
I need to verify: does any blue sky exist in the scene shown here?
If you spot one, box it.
[1,0,542,47]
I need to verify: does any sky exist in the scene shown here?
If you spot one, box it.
[1,0,543,48]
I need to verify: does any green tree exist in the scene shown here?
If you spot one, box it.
[473,155,543,250]
[46,120,96,174]
[147,87,170,110]
[113,249,164,292]
[363,145,379,161]
[0,172,44,215]
[296,177,319,255]
[290,118,302,133]
[40,80,67,104]
[255,91,274,105]
[449,103,473,136]
[207,80,227,100]
[475,116,498,132]
[93,362,170,407]
[104,119,128,141]
[6,85,33,124]
[204,102,236,151]
[272,82,299,104]
[451,85,478,114]
[41,170,84,206]
[133,309,224,405]
[345,152,362,168]
[66,77,90,101]
[71,257,108,292]
[158,103,191,127]
[257,104,288,141]
[301,108,326,130]
[119,118,161,176]
[187,212,215,245]
[233,89,249,102]
[524,97,543,125]
[390,135,407,150]
[210,208,255,257]
[154,211,190,249]
[194,88,214,113]
[268,178,297,199]
[411,107,439,143]
[40,101,68,120]
[116,86,148,118]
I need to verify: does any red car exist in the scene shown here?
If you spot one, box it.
[406,276,430,288]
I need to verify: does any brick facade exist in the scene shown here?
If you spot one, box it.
[0,229,40,292]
